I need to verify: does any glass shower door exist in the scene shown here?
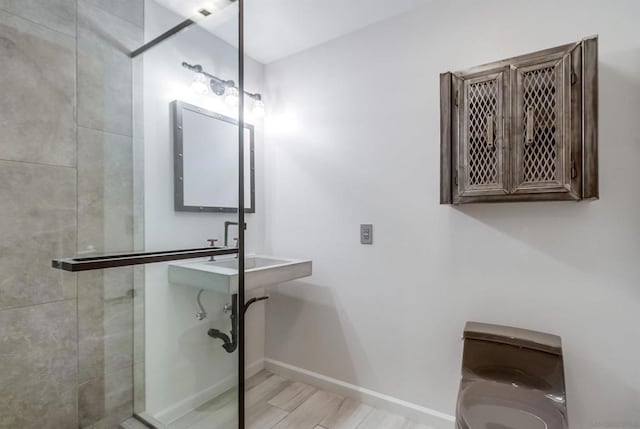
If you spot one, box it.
[51,0,248,427]
[133,1,247,427]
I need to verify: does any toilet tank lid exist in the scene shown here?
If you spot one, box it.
[463,322,562,355]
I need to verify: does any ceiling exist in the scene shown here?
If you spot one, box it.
[153,0,428,64]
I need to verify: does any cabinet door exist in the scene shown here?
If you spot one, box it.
[458,70,509,198]
[512,55,577,198]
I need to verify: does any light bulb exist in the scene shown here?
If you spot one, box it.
[251,99,265,118]
[191,73,209,95]
[224,86,239,109]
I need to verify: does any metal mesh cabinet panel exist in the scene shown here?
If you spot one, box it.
[512,54,575,198]
[458,70,508,198]
[522,66,558,183]
[468,80,498,185]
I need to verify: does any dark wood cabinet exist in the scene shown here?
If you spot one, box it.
[440,36,598,204]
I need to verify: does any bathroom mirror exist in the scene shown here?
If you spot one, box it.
[172,100,255,213]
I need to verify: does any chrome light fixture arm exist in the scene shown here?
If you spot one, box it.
[182,62,262,100]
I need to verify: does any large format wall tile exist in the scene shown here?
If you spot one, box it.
[77,269,134,428]
[0,160,76,310]
[84,0,144,29]
[77,1,143,137]
[0,0,76,36]
[0,1,142,427]
[0,10,76,167]
[79,365,133,428]
[132,265,145,413]
[0,300,78,429]
[77,126,134,254]
[78,270,134,383]
[78,271,107,383]
[77,125,135,424]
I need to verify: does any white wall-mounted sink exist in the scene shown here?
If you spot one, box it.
[168,254,312,294]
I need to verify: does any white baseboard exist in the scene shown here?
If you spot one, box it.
[133,412,168,429]
[264,358,455,429]
[153,359,265,425]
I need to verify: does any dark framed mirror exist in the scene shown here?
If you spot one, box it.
[172,100,255,213]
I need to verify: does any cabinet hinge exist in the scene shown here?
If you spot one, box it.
[571,71,577,86]
[454,90,459,107]
[454,169,458,186]
[571,159,577,179]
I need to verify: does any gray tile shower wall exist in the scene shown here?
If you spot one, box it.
[77,0,142,137]
[0,0,142,428]
[0,9,76,167]
[0,300,79,428]
[77,126,134,255]
[0,0,76,36]
[83,0,144,28]
[0,160,77,310]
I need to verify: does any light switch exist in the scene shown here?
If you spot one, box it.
[360,224,373,245]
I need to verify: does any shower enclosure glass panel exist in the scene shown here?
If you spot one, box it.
[43,0,246,426]
[131,1,245,427]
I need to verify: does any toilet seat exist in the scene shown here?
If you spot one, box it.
[456,380,566,429]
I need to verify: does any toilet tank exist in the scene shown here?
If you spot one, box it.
[461,322,566,398]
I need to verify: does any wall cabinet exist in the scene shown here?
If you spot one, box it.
[440,36,598,204]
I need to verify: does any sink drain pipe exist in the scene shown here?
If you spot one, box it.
[208,293,269,353]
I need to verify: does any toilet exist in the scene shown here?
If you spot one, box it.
[456,322,568,429]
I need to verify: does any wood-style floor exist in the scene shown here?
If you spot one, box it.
[170,370,432,429]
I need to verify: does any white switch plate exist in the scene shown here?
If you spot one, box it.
[360,224,373,244]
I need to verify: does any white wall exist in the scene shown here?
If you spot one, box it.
[263,1,640,427]
[143,1,266,420]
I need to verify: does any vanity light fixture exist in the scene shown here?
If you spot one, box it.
[224,86,240,109]
[191,72,209,95]
[182,61,265,116]
[251,96,265,118]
